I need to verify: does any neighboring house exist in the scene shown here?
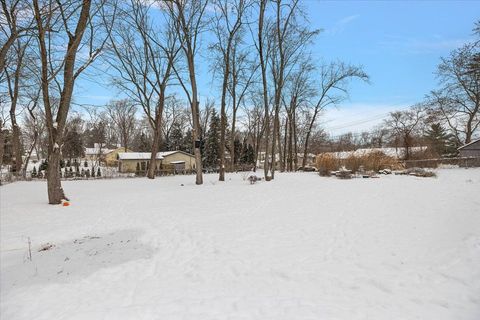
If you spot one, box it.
[318,146,428,160]
[105,147,132,167]
[84,143,113,162]
[458,139,480,157]
[117,151,196,174]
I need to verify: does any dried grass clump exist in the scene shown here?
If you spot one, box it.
[344,151,400,173]
[316,154,339,176]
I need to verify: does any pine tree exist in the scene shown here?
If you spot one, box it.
[91,166,96,178]
[234,138,242,165]
[136,162,141,176]
[425,123,457,156]
[247,144,255,165]
[97,167,101,177]
[170,122,184,151]
[31,166,37,178]
[183,129,194,154]
[84,160,88,167]
[240,141,249,164]
[204,109,220,169]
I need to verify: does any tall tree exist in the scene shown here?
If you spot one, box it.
[384,105,425,160]
[33,0,115,203]
[211,0,250,181]
[105,99,137,152]
[268,0,318,178]
[0,0,34,72]
[204,108,220,169]
[166,0,208,185]
[427,25,480,145]
[107,0,179,179]
[301,62,369,168]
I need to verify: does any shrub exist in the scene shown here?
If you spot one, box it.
[316,154,339,176]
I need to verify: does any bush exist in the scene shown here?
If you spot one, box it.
[31,166,37,178]
[316,154,339,176]
[344,151,399,173]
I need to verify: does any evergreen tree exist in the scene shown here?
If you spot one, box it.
[31,166,37,178]
[91,166,96,178]
[425,123,457,156]
[97,167,101,177]
[170,122,184,151]
[240,141,249,164]
[39,160,48,171]
[84,160,88,167]
[247,144,255,165]
[136,162,141,176]
[234,138,242,165]
[62,129,84,160]
[183,129,194,154]
[204,109,220,169]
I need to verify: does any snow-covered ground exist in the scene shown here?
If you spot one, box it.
[1,169,479,320]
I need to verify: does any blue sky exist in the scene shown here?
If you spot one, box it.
[75,0,479,135]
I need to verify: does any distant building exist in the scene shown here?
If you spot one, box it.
[105,147,132,167]
[84,143,113,162]
[458,139,480,158]
[318,146,428,160]
[117,151,196,174]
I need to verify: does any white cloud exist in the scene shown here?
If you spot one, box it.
[379,35,471,54]
[325,14,360,36]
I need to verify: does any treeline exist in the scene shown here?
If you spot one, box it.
[0,0,478,203]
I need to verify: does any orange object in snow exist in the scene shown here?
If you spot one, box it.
[62,201,70,207]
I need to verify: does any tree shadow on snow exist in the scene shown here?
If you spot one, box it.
[1,229,153,291]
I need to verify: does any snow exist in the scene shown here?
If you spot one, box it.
[1,169,480,319]
[117,152,165,160]
[321,146,428,160]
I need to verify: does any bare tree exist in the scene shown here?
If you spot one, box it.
[255,0,270,178]
[107,0,179,179]
[227,40,257,172]
[301,62,369,168]
[283,59,315,171]
[210,0,250,181]
[166,0,209,185]
[384,105,425,160]
[0,0,34,72]
[267,0,318,178]
[4,38,29,175]
[427,29,479,145]
[32,0,115,204]
[105,99,137,152]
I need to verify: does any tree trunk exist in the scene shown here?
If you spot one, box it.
[147,125,161,179]
[147,93,165,179]
[293,111,298,171]
[22,130,38,178]
[10,115,22,175]
[0,120,4,178]
[0,34,16,73]
[258,0,269,179]
[219,51,230,182]
[47,149,65,204]
[302,108,319,168]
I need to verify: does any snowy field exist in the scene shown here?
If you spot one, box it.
[1,169,480,320]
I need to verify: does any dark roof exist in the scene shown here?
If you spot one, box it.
[457,138,480,150]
